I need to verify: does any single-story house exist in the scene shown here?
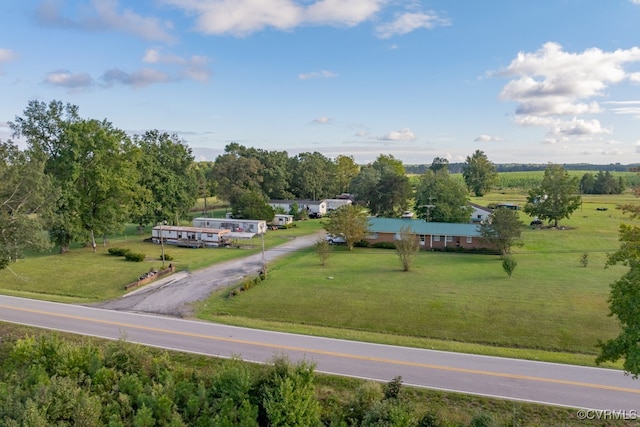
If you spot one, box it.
[152,226,230,248]
[192,217,267,235]
[469,203,492,223]
[365,217,490,251]
[269,199,327,216]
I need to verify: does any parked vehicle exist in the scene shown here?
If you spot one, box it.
[325,234,346,244]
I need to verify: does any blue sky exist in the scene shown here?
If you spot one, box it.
[2,0,640,165]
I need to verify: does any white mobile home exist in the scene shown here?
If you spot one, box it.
[324,198,352,211]
[192,217,267,235]
[272,214,294,228]
[269,199,327,216]
[152,226,230,248]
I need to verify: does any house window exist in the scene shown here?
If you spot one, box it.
[207,233,213,238]
[367,232,378,239]
[466,236,473,243]
[445,236,453,242]
[419,235,425,242]
[433,235,440,242]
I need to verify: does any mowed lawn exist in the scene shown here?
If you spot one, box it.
[0,220,323,302]
[200,193,636,356]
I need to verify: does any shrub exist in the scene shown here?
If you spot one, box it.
[354,240,370,248]
[580,252,588,267]
[124,252,145,262]
[108,247,130,256]
[161,253,173,261]
[372,242,396,250]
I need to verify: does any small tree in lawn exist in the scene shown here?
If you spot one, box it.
[315,238,332,267]
[479,207,525,257]
[395,226,419,271]
[323,204,369,251]
[502,255,517,278]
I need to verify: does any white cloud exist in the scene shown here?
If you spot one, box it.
[298,70,337,80]
[312,116,331,124]
[497,42,640,140]
[375,11,450,39]
[605,100,640,119]
[380,128,415,141]
[636,141,640,153]
[162,0,442,38]
[36,0,175,43]
[474,134,501,142]
[631,0,640,5]
[0,48,17,63]
[102,68,172,88]
[143,49,211,82]
[0,48,18,74]
[43,70,93,89]
[305,0,382,26]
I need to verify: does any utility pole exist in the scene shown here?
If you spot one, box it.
[261,230,267,278]
[160,220,167,268]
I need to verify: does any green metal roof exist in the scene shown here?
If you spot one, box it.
[367,217,481,237]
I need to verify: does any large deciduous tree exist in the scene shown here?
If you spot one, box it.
[462,150,497,197]
[290,152,337,200]
[414,170,472,223]
[335,155,360,194]
[323,204,369,251]
[596,203,640,377]
[524,164,581,228]
[0,141,53,268]
[134,130,198,226]
[10,100,139,252]
[349,154,412,217]
[66,119,140,250]
[478,207,524,257]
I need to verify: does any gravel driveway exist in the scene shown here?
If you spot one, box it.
[95,231,325,317]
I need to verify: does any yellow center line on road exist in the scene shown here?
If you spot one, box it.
[2,303,639,395]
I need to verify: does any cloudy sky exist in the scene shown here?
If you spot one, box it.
[2,0,640,165]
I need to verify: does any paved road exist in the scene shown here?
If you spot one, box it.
[1,294,639,413]
[96,231,326,316]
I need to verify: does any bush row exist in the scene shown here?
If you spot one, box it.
[107,247,145,262]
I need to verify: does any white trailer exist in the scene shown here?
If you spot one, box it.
[192,217,267,235]
[324,198,352,211]
[152,226,230,248]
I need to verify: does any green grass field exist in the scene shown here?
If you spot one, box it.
[194,192,638,366]
[1,191,638,367]
[0,219,323,303]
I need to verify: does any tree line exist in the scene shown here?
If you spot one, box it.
[0,99,603,269]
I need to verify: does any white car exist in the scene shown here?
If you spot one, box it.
[325,234,346,244]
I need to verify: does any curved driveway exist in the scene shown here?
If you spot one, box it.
[96,231,325,316]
